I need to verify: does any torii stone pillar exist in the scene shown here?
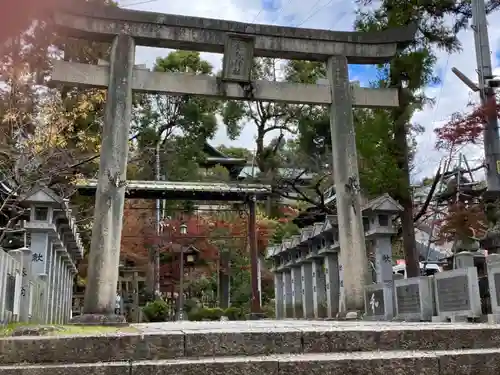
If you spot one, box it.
[78,34,135,322]
[327,56,369,315]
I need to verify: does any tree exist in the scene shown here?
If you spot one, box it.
[350,0,499,276]
[283,61,423,210]
[216,146,253,160]
[0,0,115,250]
[133,50,221,181]
[431,90,496,251]
[119,200,281,311]
[204,209,279,311]
[221,58,299,190]
[129,50,226,294]
[434,97,499,152]
[271,139,334,213]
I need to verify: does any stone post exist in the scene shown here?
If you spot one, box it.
[56,250,65,323]
[364,194,404,319]
[69,271,75,320]
[455,251,475,269]
[7,250,24,322]
[66,266,71,322]
[67,266,73,321]
[327,55,368,314]
[487,253,500,323]
[274,272,284,319]
[59,260,66,323]
[312,259,327,318]
[282,270,293,318]
[374,236,394,283]
[290,267,302,318]
[373,235,395,319]
[48,246,57,323]
[14,247,32,322]
[62,261,70,323]
[81,34,135,322]
[324,253,340,318]
[65,271,70,321]
[30,232,50,278]
[45,244,55,323]
[300,262,314,318]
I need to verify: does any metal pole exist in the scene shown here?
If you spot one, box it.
[471,0,500,192]
[177,245,185,320]
[154,141,161,297]
[248,195,261,317]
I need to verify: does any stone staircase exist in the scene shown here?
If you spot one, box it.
[1,321,500,375]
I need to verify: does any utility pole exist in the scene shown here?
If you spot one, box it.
[454,0,500,252]
[471,0,500,192]
[154,141,161,298]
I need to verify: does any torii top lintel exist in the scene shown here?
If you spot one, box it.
[53,5,417,64]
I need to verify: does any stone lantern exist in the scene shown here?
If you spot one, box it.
[363,194,403,320]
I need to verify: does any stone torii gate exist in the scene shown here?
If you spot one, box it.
[50,4,416,321]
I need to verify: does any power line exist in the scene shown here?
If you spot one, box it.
[294,0,323,26]
[251,7,265,24]
[268,0,294,24]
[295,0,337,27]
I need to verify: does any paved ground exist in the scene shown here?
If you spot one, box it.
[131,319,499,333]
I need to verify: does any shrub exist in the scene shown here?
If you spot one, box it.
[262,302,275,318]
[142,300,169,322]
[188,307,229,321]
[224,307,244,320]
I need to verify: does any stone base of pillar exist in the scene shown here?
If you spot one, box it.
[70,313,127,326]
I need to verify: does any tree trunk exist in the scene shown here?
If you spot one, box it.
[393,87,419,278]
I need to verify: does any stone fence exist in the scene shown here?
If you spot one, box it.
[0,186,83,324]
[267,192,500,323]
[266,194,403,319]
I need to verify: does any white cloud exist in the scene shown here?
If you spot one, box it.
[119,0,499,180]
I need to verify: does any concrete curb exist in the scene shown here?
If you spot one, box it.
[1,349,500,375]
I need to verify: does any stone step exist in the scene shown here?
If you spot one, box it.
[2,321,500,364]
[1,349,500,375]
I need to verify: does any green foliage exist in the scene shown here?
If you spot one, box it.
[142,300,169,322]
[271,220,300,244]
[203,164,231,182]
[284,59,418,199]
[224,306,245,320]
[350,0,489,271]
[261,302,276,319]
[132,51,220,181]
[217,146,252,160]
[188,307,244,321]
[279,0,475,206]
[188,307,224,321]
[221,58,298,175]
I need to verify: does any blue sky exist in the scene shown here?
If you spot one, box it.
[119,0,500,181]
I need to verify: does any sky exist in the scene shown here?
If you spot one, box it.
[117,0,500,181]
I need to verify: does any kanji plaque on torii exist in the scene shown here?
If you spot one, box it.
[50,3,417,321]
[222,34,255,83]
